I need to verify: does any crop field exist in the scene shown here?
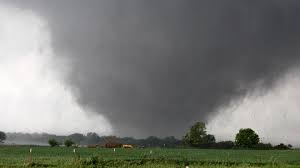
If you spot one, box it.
[0,147,300,168]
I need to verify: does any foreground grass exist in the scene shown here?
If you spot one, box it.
[0,146,300,167]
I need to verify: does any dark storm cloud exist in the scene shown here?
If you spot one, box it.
[3,0,300,137]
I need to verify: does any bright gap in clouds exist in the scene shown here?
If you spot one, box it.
[0,4,112,135]
[207,68,300,146]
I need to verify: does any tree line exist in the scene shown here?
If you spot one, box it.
[182,122,293,150]
[2,132,181,148]
[0,122,293,150]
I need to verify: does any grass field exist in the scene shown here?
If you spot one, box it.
[1,146,300,167]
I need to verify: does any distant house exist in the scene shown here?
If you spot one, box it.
[105,142,122,148]
[122,144,133,148]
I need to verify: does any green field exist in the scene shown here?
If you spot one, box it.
[1,147,300,167]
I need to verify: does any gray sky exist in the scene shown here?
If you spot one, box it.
[1,0,300,143]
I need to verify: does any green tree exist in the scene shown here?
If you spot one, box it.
[64,139,74,147]
[183,122,207,147]
[48,138,59,147]
[199,134,216,148]
[235,128,259,148]
[0,131,6,143]
[202,134,216,144]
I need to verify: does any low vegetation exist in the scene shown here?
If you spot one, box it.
[0,131,6,143]
[48,138,59,147]
[64,139,75,147]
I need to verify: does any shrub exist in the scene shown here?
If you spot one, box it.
[0,131,6,143]
[214,141,235,149]
[48,139,59,147]
[64,139,75,147]
[253,143,273,150]
[274,143,291,150]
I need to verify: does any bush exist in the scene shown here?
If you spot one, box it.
[274,143,291,150]
[253,143,273,150]
[64,139,75,147]
[0,131,6,143]
[214,141,235,149]
[48,139,59,147]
